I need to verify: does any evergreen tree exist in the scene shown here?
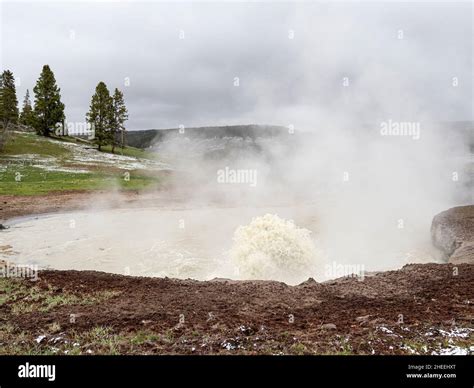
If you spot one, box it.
[86,82,113,151]
[111,88,128,153]
[0,70,19,151]
[33,65,65,136]
[0,70,19,129]
[20,89,35,127]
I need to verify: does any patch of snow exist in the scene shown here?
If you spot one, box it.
[438,327,473,338]
[3,136,170,174]
[2,154,89,174]
[400,344,417,354]
[378,327,394,334]
[52,336,64,344]
[221,341,236,351]
[31,165,90,174]
[432,346,470,355]
[60,142,170,171]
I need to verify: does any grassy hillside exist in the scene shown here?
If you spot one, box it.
[0,132,168,195]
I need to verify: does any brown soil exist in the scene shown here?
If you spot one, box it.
[1,192,473,355]
[0,264,473,355]
[0,189,187,223]
[0,191,98,222]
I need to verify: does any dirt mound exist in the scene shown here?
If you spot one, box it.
[1,263,472,355]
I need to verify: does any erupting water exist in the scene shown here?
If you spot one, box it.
[1,205,441,284]
[230,214,322,283]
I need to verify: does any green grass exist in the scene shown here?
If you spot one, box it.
[0,325,126,355]
[0,132,164,195]
[100,144,157,160]
[0,165,161,195]
[0,277,121,315]
[3,132,71,157]
[289,343,308,355]
[48,135,157,160]
[129,330,160,346]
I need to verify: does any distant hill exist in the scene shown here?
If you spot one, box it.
[125,121,474,150]
[125,125,290,149]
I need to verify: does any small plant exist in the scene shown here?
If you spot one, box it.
[47,322,61,334]
[289,343,307,355]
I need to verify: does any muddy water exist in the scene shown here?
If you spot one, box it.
[1,206,318,281]
[1,205,442,283]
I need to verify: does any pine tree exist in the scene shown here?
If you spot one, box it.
[20,89,35,127]
[111,88,128,153]
[33,65,65,136]
[86,82,113,151]
[0,70,19,151]
[0,70,19,129]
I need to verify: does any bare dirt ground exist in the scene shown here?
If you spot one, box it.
[0,264,472,355]
[0,190,187,223]
[0,192,473,355]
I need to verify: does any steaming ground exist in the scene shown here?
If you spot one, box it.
[2,206,318,283]
[1,204,443,285]
[1,123,470,284]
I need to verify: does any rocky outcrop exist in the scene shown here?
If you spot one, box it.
[431,205,474,264]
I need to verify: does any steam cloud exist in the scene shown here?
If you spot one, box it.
[2,1,472,282]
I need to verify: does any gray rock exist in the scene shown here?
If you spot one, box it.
[431,205,474,264]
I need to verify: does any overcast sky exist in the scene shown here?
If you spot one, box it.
[1,1,472,130]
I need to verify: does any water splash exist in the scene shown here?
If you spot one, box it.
[230,214,323,284]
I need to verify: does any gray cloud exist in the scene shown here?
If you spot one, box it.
[1,1,472,130]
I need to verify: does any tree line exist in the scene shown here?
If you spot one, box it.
[0,65,128,153]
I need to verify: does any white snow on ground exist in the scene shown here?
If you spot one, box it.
[60,141,170,170]
[1,136,170,173]
[376,325,473,355]
[400,344,417,354]
[432,346,471,355]
[437,327,473,338]
[3,154,90,174]
[377,326,395,335]
[429,328,473,355]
